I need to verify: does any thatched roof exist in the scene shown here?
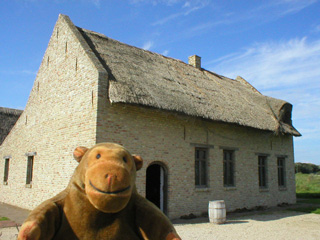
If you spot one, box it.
[65,15,300,136]
[0,107,23,145]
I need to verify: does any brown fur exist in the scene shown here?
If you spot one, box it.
[18,143,181,240]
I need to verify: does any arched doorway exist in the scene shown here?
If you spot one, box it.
[146,163,167,214]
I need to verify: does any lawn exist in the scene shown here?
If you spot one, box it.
[295,172,320,198]
[291,207,320,214]
[293,173,320,214]
[0,216,9,221]
[298,198,320,204]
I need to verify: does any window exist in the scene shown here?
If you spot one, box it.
[3,158,9,185]
[195,148,208,187]
[26,156,34,185]
[258,156,267,188]
[277,157,286,187]
[223,150,234,187]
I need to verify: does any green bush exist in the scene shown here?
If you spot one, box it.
[295,162,320,174]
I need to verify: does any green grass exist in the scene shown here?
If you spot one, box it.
[294,173,320,214]
[296,173,320,198]
[297,193,320,198]
[0,216,9,221]
[289,207,320,214]
[297,198,320,204]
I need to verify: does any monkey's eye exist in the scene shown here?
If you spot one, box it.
[96,154,101,159]
[123,157,127,163]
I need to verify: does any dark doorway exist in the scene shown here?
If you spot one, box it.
[146,163,167,214]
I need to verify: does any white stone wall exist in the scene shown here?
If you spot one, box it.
[0,16,99,209]
[96,103,296,219]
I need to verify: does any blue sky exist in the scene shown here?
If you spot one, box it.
[0,0,319,165]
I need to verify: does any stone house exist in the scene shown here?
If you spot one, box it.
[0,14,300,219]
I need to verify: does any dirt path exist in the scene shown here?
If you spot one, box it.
[1,210,319,239]
[174,210,320,240]
[1,202,320,239]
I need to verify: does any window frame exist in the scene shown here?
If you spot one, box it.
[195,147,208,188]
[223,149,235,187]
[3,157,10,185]
[277,157,286,188]
[258,155,268,189]
[25,152,36,187]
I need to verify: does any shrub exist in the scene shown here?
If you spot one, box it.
[295,163,320,174]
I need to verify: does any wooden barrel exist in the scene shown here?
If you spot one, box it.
[208,200,226,224]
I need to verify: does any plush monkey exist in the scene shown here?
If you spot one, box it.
[18,143,181,240]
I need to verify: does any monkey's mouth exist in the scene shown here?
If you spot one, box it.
[89,180,131,195]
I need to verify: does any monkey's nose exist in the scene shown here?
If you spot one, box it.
[105,174,117,186]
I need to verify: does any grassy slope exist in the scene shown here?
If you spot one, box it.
[295,173,320,198]
[293,173,320,214]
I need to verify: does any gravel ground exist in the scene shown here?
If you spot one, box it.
[1,210,320,239]
[0,226,19,240]
[174,210,320,240]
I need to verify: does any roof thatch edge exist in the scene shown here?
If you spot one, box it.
[0,107,23,116]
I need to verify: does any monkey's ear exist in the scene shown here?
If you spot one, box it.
[132,155,143,171]
[73,146,88,163]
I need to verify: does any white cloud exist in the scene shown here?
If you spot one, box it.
[74,0,100,7]
[130,0,181,6]
[211,37,320,164]
[0,69,37,76]
[152,12,182,26]
[212,37,320,90]
[142,41,154,50]
[91,0,100,7]
[276,0,317,16]
[312,24,320,33]
[162,50,169,56]
[179,0,317,37]
[182,1,190,8]
[129,0,148,4]
[183,0,209,15]
[22,70,37,75]
[151,0,209,26]
[246,0,317,21]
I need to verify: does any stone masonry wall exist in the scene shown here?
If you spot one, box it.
[96,102,296,219]
[0,16,100,209]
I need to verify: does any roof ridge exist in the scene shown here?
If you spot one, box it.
[235,76,261,94]
[0,107,23,116]
[78,27,187,64]
[77,26,229,77]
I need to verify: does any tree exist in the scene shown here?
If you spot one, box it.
[295,162,320,174]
